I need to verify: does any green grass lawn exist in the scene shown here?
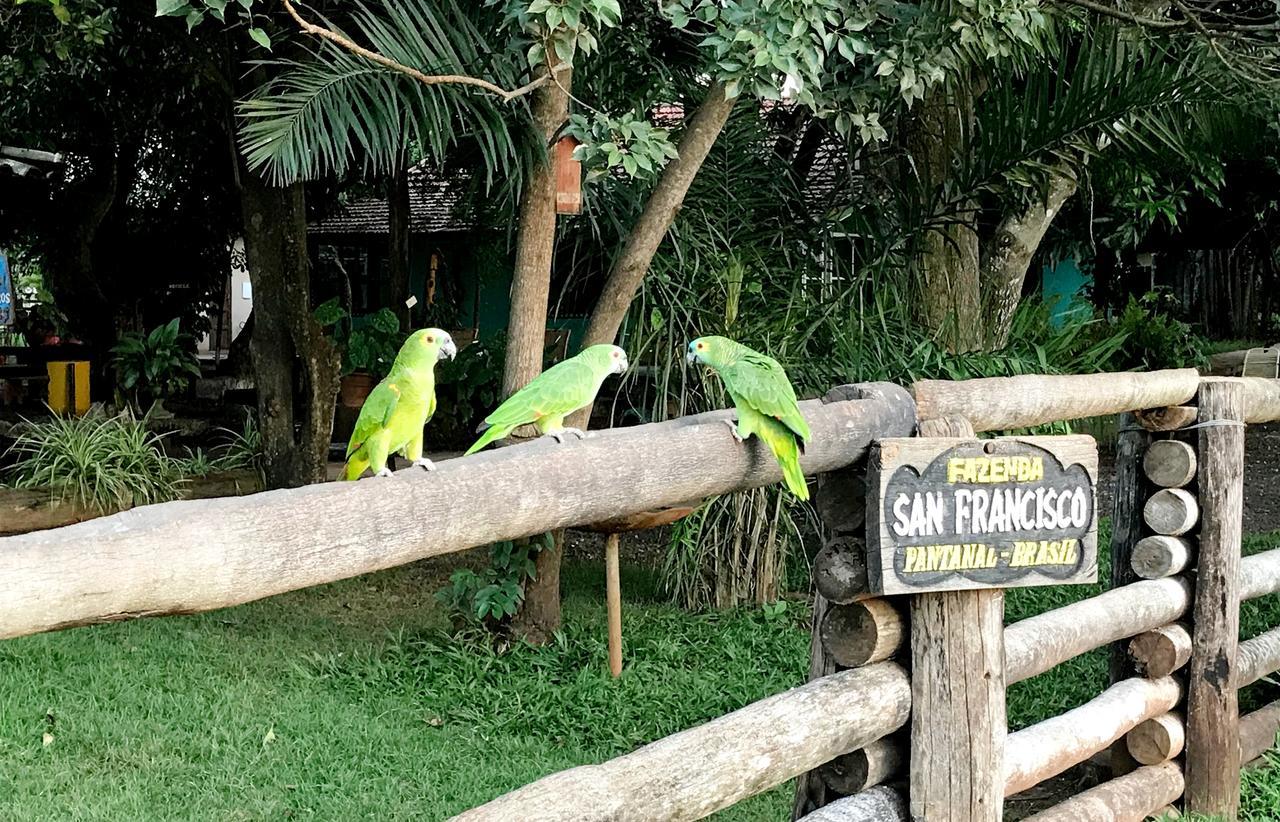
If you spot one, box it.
[3,530,1280,820]
[0,557,809,820]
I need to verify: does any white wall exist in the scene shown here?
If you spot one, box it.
[198,237,253,354]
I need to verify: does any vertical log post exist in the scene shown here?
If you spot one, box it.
[1109,412,1151,775]
[910,415,1005,822]
[792,387,876,819]
[1183,378,1245,819]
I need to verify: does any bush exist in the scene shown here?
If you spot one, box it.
[3,410,183,511]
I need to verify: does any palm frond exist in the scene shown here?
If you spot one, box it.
[235,0,540,186]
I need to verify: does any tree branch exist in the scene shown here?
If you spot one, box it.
[281,0,557,103]
[1053,0,1280,33]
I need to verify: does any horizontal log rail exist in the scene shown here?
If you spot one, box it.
[1240,547,1280,601]
[453,663,911,822]
[0,384,916,641]
[797,786,907,822]
[1237,625,1280,689]
[1241,699,1280,764]
[1020,761,1184,822]
[1005,578,1191,684]
[1004,547,1280,685]
[1004,676,1182,797]
[912,369,1201,432]
[912,372,1280,432]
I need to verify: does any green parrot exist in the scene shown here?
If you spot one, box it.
[343,328,458,480]
[464,343,629,456]
[686,335,812,500]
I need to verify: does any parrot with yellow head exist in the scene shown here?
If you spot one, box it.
[343,328,457,480]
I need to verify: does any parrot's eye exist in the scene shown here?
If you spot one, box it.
[612,351,619,358]
[427,336,435,343]
[696,343,704,350]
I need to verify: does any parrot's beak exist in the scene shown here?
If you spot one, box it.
[615,356,629,375]
[685,349,697,365]
[440,339,458,361]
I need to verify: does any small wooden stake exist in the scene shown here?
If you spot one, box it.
[1143,488,1199,536]
[1184,378,1244,820]
[1143,440,1197,488]
[605,532,623,677]
[1128,623,1193,678]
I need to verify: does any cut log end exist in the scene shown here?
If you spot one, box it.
[1143,488,1199,536]
[1131,536,1192,580]
[820,599,904,668]
[1126,712,1185,765]
[1135,406,1198,432]
[814,538,870,605]
[1129,623,1193,679]
[818,737,904,796]
[1142,440,1197,488]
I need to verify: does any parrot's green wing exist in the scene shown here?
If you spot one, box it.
[463,358,599,456]
[346,380,401,458]
[722,350,811,443]
[482,358,596,428]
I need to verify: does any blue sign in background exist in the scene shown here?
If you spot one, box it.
[0,253,12,327]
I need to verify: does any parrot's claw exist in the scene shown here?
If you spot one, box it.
[374,467,394,478]
[722,418,745,443]
[562,427,588,441]
[412,458,437,472]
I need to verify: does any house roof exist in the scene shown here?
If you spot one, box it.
[308,166,478,235]
[307,100,850,236]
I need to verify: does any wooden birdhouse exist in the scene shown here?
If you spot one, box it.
[554,135,582,215]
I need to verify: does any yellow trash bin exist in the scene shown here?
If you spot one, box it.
[47,361,90,415]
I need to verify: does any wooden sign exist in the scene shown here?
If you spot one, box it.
[866,435,1098,595]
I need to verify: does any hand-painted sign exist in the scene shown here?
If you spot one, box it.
[0,252,13,327]
[866,435,1098,594]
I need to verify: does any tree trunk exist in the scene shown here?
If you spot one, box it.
[563,81,739,437]
[505,58,572,643]
[238,167,340,489]
[388,161,412,330]
[905,84,982,353]
[502,57,571,399]
[980,163,1080,349]
[579,81,738,352]
[39,143,118,360]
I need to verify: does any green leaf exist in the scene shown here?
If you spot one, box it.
[155,0,190,17]
[52,3,72,23]
[248,26,271,50]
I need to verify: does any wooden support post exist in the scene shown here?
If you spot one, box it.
[1184,378,1244,820]
[793,385,890,819]
[910,415,1005,822]
[1109,412,1151,775]
[605,532,623,678]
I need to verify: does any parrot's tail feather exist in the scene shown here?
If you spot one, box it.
[759,418,809,501]
[464,424,509,456]
[343,453,370,481]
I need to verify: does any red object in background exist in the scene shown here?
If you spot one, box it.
[554,136,582,215]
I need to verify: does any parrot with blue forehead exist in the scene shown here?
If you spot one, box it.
[464,343,629,455]
[686,336,812,500]
[343,328,457,480]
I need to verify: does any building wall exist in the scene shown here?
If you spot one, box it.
[197,237,252,354]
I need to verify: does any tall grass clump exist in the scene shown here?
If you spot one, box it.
[3,410,183,510]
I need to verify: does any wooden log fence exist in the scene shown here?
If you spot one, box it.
[453,663,911,822]
[5,371,1280,822]
[0,384,916,641]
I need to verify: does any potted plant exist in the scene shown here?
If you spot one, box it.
[315,300,404,408]
[110,317,202,415]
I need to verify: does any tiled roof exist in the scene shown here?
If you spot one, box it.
[308,165,478,235]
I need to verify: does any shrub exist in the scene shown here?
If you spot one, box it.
[111,318,201,406]
[4,410,183,511]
